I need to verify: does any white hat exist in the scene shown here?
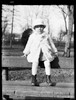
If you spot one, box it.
[32,18,46,29]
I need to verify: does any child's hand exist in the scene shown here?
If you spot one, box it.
[55,52,58,56]
[21,54,27,57]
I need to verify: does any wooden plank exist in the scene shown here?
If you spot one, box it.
[2,56,74,68]
[2,56,32,68]
[2,80,74,87]
[2,81,74,99]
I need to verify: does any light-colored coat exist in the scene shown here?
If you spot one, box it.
[23,31,58,62]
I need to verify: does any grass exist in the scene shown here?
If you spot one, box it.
[8,68,74,83]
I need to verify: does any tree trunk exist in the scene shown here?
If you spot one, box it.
[63,5,74,57]
[62,12,68,34]
[10,5,14,48]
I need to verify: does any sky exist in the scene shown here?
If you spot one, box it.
[2,5,72,39]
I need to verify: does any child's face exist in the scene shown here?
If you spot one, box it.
[35,25,44,34]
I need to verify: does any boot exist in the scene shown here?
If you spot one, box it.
[31,75,39,86]
[46,75,56,86]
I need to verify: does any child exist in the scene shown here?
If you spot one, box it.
[23,18,58,86]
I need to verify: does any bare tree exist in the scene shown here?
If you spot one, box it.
[57,5,68,34]
[2,5,12,35]
[64,5,74,57]
[9,5,20,48]
[9,5,14,48]
[2,16,8,35]
[57,5,74,57]
[2,5,20,48]
[2,5,12,46]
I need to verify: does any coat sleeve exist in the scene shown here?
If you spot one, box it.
[23,34,33,55]
[48,35,58,53]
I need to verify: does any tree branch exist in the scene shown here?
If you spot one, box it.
[57,5,68,16]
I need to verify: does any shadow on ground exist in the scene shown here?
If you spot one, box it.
[3,95,74,100]
[25,97,74,100]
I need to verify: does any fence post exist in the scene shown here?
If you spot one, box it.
[2,69,8,81]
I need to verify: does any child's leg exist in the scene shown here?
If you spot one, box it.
[31,62,39,86]
[44,60,56,86]
[32,62,38,75]
[44,60,51,75]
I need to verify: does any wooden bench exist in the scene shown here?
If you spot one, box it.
[2,56,74,99]
[2,56,74,80]
[2,56,32,80]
